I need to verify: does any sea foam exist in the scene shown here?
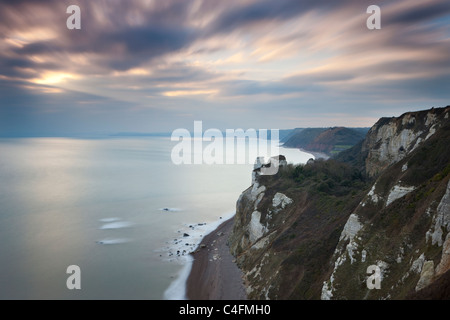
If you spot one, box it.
[162,211,235,300]
[96,238,130,245]
[99,221,134,230]
[99,217,122,222]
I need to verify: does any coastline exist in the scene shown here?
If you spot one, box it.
[186,216,247,300]
[298,148,330,160]
[280,144,330,161]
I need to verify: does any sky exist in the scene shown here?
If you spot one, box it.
[0,0,449,136]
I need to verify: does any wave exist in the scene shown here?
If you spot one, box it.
[162,211,235,300]
[99,221,134,230]
[99,217,122,222]
[96,238,130,245]
[163,255,194,300]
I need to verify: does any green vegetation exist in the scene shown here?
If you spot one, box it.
[330,144,354,155]
[283,128,327,148]
[290,159,367,197]
[283,127,368,156]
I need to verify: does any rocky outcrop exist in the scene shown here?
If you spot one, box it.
[436,233,450,277]
[416,261,435,291]
[272,192,293,210]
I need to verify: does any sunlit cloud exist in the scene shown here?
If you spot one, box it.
[162,89,219,97]
[11,28,58,43]
[112,68,151,77]
[31,72,79,85]
[22,84,63,94]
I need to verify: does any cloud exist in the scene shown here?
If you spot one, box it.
[0,0,449,135]
[4,2,198,74]
[384,1,450,25]
[206,0,359,35]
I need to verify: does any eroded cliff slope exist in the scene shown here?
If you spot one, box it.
[229,106,450,299]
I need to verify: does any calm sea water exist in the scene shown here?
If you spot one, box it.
[0,137,312,299]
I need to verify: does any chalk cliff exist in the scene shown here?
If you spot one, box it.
[229,106,450,299]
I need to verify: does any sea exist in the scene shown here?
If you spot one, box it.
[0,137,313,299]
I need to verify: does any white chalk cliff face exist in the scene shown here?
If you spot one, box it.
[231,156,292,256]
[229,156,296,299]
[363,109,447,177]
[272,192,293,211]
[322,107,450,300]
[249,211,266,243]
[426,181,450,247]
[340,214,363,242]
[386,185,416,207]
